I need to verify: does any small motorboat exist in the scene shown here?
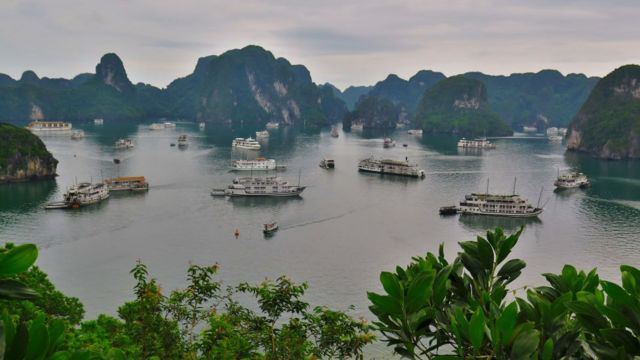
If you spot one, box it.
[383,138,395,148]
[439,206,459,216]
[402,144,408,148]
[319,158,335,169]
[44,201,70,210]
[263,222,279,235]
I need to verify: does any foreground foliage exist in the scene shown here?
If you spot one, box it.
[0,243,373,359]
[369,227,640,359]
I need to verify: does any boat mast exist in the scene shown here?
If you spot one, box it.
[537,186,544,208]
[298,169,301,187]
[512,177,517,195]
[485,178,490,195]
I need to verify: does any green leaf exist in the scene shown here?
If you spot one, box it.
[0,244,38,275]
[433,265,452,306]
[476,236,495,270]
[510,328,540,360]
[7,323,28,360]
[460,253,485,281]
[542,338,554,360]
[367,292,403,316]
[497,259,526,281]
[48,319,65,353]
[0,279,39,300]
[0,322,5,360]
[406,271,435,312]
[26,313,49,360]
[469,307,485,352]
[380,272,403,300]
[496,302,518,344]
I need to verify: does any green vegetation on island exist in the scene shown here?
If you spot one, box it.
[0,46,348,130]
[415,76,513,137]
[0,123,57,183]
[343,95,400,130]
[567,64,640,159]
[464,70,598,128]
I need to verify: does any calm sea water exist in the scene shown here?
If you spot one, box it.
[1,122,639,357]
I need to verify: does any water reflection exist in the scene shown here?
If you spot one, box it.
[458,214,543,232]
[0,180,57,212]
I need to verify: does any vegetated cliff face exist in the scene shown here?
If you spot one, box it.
[0,123,58,183]
[567,65,640,159]
[464,70,598,128]
[165,45,344,129]
[342,95,400,130]
[415,76,512,137]
[0,47,346,128]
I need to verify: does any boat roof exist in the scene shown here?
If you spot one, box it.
[108,176,146,182]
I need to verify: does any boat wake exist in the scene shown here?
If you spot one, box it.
[281,209,358,230]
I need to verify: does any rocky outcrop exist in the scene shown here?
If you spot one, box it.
[0,123,57,183]
[566,64,640,159]
[95,53,135,94]
[415,76,512,137]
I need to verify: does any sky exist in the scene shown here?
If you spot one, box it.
[0,0,638,90]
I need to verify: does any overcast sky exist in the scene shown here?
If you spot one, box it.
[1,0,638,90]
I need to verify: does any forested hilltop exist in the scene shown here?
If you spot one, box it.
[567,64,640,159]
[415,76,512,137]
[333,69,598,128]
[0,46,347,130]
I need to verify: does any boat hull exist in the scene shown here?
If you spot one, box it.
[459,208,543,218]
[225,187,306,197]
[358,167,424,178]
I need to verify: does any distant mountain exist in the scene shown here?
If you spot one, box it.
[0,46,347,129]
[367,71,446,115]
[415,76,512,137]
[343,95,400,130]
[464,70,599,128]
[164,45,346,128]
[338,85,373,110]
[567,64,640,159]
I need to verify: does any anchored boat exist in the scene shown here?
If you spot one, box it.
[319,158,335,169]
[215,176,306,197]
[232,137,261,150]
[457,137,495,149]
[263,222,279,235]
[230,158,277,171]
[358,157,425,178]
[45,182,110,209]
[178,134,188,148]
[105,176,149,192]
[458,179,543,218]
[114,138,134,149]
[554,171,589,189]
[26,121,72,133]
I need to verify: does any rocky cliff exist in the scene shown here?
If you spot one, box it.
[566,65,640,159]
[165,45,343,128]
[415,76,512,137]
[0,123,58,183]
[342,95,400,130]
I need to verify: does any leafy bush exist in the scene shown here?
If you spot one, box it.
[369,227,640,359]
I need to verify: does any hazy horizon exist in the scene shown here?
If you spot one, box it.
[1,0,638,89]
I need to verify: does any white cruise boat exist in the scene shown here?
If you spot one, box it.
[358,157,425,178]
[232,137,261,150]
[199,122,206,130]
[351,123,364,131]
[330,127,339,138]
[554,171,590,189]
[557,128,568,136]
[383,138,396,148]
[71,130,85,140]
[256,130,270,139]
[230,158,277,171]
[94,118,104,125]
[265,122,280,129]
[523,126,537,133]
[407,129,423,135]
[26,121,72,132]
[178,134,188,147]
[548,135,563,142]
[546,127,559,136]
[163,122,176,128]
[458,193,542,217]
[149,123,165,130]
[220,176,306,197]
[114,138,134,149]
[47,182,109,209]
[457,137,496,149]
